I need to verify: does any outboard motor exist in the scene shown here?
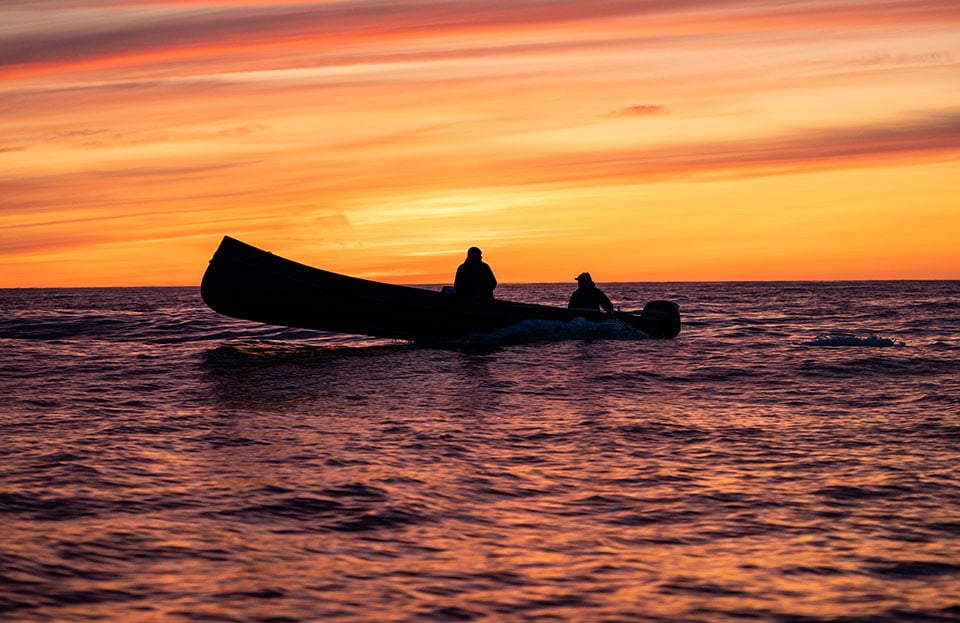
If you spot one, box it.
[642,300,681,338]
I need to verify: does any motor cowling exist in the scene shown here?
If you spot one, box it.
[642,300,681,338]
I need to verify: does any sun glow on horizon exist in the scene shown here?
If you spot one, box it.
[2,0,959,287]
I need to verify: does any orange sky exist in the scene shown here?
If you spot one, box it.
[2,0,959,287]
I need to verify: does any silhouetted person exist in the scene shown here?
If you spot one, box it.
[454,247,497,301]
[569,272,614,312]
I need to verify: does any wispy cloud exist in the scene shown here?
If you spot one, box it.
[2,0,959,284]
[518,111,960,184]
[4,0,959,78]
[613,105,665,117]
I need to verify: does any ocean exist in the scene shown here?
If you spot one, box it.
[1,281,958,622]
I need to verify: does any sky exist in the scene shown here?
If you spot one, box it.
[2,0,959,287]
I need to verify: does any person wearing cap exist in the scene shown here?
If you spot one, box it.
[454,247,497,301]
[568,272,614,312]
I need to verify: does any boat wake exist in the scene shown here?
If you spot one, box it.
[441,316,652,347]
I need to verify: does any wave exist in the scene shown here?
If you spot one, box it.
[0,302,654,349]
[803,334,905,348]
[0,309,358,346]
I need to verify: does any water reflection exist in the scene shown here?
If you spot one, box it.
[201,341,516,420]
[4,281,960,622]
[201,342,411,409]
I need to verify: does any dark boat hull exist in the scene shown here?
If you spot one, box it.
[200,236,680,341]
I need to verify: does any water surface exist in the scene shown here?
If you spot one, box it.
[1,282,959,622]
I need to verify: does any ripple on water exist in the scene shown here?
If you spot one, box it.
[2,283,959,622]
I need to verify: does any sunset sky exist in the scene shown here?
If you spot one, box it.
[2,0,959,287]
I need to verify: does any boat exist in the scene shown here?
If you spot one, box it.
[200,236,681,342]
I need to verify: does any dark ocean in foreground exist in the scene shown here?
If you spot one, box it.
[1,281,959,623]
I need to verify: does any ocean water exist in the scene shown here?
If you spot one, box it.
[1,281,959,623]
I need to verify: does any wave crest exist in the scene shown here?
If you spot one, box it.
[804,334,905,347]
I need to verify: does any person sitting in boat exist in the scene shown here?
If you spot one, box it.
[454,247,497,301]
[569,272,614,312]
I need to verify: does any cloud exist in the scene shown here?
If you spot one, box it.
[839,51,954,69]
[614,105,665,117]
[0,230,116,256]
[516,111,960,183]
[703,112,960,170]
[0,160,262,217]
[4,0,959,78]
